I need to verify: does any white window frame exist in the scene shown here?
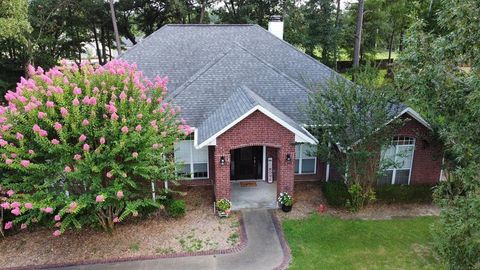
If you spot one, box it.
[295,144,317,175]
[175,140,209,180]
[381,136,416,185]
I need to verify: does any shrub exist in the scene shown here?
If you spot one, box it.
[167,199,186,218]
[0,60,193,234]
[216,199,232,211]
[321,181,350,207]
[277,192,293,206]
[375,184,433,204]
[345,183,376,212]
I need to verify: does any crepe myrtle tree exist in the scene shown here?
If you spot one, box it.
[0,60,193,234]
[305,67,402,210]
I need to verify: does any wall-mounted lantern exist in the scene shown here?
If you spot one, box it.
[286,154,292,162]
[220,156,226,166]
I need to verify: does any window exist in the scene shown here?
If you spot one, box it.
[379,136,415,185]
[295,144,317,174]
[174,140,209,179]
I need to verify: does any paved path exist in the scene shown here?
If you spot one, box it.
[56,209,288,270]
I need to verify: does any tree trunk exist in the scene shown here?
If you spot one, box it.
[387,29,395,63]
[92,23,103,65]
[101,27,108,64]
[353,0,365,70]
[109,0,122,55]
[333,0,341,71]
[199,0,206,23]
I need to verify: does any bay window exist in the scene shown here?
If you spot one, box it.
[379,136,415,185]
[174,140,209,179]
[295,144,317,174]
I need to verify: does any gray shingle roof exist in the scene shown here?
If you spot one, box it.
[119,24,416,142]
[196,86,316,146]
[119,24,343,126]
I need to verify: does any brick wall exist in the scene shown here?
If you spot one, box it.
[213,110,296,199]
[396,116,442,185]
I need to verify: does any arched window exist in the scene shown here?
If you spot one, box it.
[379,136,416,185]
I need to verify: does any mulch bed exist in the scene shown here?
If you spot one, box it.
[277,181,440,220]
[0,186,242,269]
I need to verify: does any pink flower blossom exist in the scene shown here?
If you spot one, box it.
[5,159,13,165]
[83,144,90,151]
[39,130,48,137]
[74,154,82,160]
[119,91,127,100]
[46,101,55,108]
[4,221,13,230]
[64,166,72,172]
[89,97,97,105]
[106,171,113,178]
[20,223,27,230]
[51,139,60,145]
[38,111,47,119]
[111,112,119,121]
[95,195,105,203]
[53,230,61,237]
[42,207,53,214]
[116,191,124,199]
[136,113,143,119]
[2,124,11,131]
[113,217,120,223]
[99,137,106,144]
[54,215,61,221]
[10,153,17,158]
[73,87,82,95]
[24,202,33,209]
[0,139,7,147]
[1,202,10,209]
[60,107,69,117]
[33,124,41,132]
[11,207,21,216]
[72,98,80,106]
[20,160,30,168]
[132,152,138,158]
[54,122,62,131]
[11,202,20,208]
[135,125,142,132]
[79,134,87,142]
[6,189,14,197]
[152,144,159,149]
[82,119,89,126]
[121,126,129,134]
[69,202,77,211]
[28,149,35,155]
[16,132,24,140]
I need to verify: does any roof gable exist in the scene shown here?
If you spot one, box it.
[194,86,317,148]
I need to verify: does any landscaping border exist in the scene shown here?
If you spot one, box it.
[2,214,248,270]
[271,210,292,270]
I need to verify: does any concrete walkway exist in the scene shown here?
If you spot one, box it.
[231,181,277,210]
[56,209,288,270]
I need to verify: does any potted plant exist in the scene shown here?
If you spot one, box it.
[278,192,293,212]
[216,199,232,217]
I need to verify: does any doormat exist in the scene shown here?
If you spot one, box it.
[240,182,257,187]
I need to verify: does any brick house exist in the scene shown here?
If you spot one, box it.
[120,19,442,206]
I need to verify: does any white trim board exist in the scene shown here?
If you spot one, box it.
[195,105,318,149]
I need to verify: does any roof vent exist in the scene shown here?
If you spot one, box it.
[268,15,284,40]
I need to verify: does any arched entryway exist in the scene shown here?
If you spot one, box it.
[230,145,279,209]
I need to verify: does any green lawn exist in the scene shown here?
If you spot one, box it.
[283,215,443,270]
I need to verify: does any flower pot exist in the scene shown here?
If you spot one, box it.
[218,209,231,218]
[281,204,292,212]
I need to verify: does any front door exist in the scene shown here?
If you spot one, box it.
[231,146,263,180]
